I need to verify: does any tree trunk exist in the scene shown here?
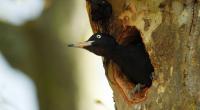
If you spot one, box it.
[86,0,200,110]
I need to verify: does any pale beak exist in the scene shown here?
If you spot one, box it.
[68,41,94,48]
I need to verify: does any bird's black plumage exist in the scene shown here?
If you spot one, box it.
[68,32,154,88]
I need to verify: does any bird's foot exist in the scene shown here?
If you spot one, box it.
[128,84,145,98]
[123,0,132,10]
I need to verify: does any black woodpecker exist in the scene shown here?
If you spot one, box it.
[68,33,154,94]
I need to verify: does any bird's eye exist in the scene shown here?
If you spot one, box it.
[96,35,101,39]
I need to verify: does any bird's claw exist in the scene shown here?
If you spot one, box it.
[128,84,142,98]
[123,0,132,9]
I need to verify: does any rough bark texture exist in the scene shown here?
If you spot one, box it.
[87,0,200,110]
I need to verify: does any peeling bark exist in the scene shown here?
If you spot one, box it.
[86,0,200,110]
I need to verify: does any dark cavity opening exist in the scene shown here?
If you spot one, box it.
[120,26,154,87]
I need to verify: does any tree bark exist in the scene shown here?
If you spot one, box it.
[86,0,200,110]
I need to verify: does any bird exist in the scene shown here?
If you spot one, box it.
[68,32,154,94]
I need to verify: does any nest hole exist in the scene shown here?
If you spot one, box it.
[115,26,154,104]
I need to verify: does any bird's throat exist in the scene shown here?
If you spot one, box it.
[105,45,125,62]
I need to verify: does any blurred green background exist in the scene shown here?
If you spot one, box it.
[0,0,114,110]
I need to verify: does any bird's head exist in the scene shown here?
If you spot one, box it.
[68,33,118,57]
